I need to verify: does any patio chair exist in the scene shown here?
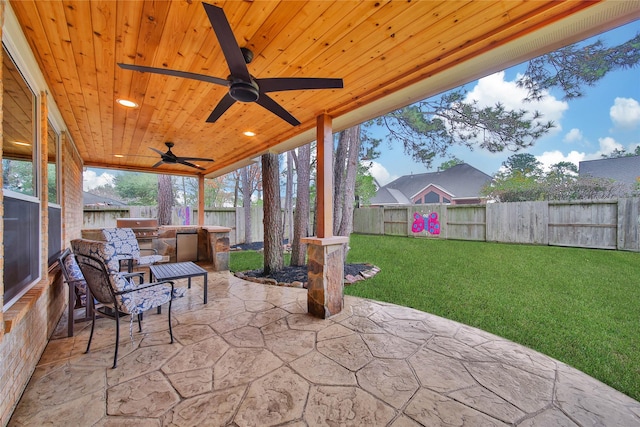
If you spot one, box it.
[71,238,175,368]
[101,227,163,273]
[59,248,91,337]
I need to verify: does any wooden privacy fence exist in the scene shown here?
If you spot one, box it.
[353,198,640,252]
[83,206,264,246]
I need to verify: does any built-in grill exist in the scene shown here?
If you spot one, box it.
[116,218,159,248]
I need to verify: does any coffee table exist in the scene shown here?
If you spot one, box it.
[149,261,208,304]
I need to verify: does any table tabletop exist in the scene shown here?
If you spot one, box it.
[149,261,208,304]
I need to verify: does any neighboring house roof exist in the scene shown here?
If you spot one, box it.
[370,163,492,205]
[578,155,640,185]
[83,191,127,207]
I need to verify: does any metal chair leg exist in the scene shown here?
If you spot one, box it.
[113,310,120,369]
[168,298,174,344]
[85,299,96,355]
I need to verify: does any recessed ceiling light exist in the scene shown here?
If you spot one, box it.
[244,131,256,137]
[113,154,125,158]
[13,141,31,146]
[116,98,138,108]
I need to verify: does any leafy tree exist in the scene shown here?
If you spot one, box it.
[374,93,553,168]
[500,153,544,178]
[2,159,34,196]
[483,156,631,202]
[114,172,158,205]
[518,34,640,101]
[546,161,578,182]
[374,33,640,168]
[355,164,377,206]
[204,176,231,207]
[439,157,464,171]
[601,146,640,158]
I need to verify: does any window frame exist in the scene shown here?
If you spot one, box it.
[2,41,42,311]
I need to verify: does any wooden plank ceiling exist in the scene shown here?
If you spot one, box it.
[7,0,639,177]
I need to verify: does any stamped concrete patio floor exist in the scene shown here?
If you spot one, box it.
[9,270,640,426]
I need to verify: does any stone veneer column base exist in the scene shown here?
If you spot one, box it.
[302,236,349,319]
[204,226,231,271]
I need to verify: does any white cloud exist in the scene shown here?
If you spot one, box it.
[366,161,397,186]
[83,170,114,191]
[595,136,625,157]
[535,137,628,171]
[465,71,569,132]
[536,150,586,171]
[610,97,640,129]
[563,128,583,143]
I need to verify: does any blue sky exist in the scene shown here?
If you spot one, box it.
[368,21,640,185]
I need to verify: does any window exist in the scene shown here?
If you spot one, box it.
[424,191,440,203]
[48,121,62,265]
[47,120,59,204]
[3,43,39,308]
[2,48,35,197]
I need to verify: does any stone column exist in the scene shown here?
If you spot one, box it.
[303,236,348,318]
[204,226,231,271]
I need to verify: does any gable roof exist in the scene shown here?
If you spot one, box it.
[83,192,127,207]
[578,155,640,185]
[370,163,493,205]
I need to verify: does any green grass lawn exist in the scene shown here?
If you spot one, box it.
[230,234,640,401]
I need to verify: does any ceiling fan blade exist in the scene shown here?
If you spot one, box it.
[151,160,165,168]
[178,160,205,170]
[207,93,237,123]
[177,156,215,162]
[256,93,301,126]
[258,77,344,93]
[149,147,165,156]
[202,3,251,82]
[118,63,228,86]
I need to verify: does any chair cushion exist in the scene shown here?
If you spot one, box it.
[118,282,173,315]
[63,254,88,304]
[101,228,142,260]
[172,287,187,298]
[137,254,164,266]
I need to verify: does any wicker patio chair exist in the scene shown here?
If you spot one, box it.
[71,238,175,368]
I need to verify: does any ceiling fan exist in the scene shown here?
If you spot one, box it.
[150,142,214,171]
[118,3,343,126]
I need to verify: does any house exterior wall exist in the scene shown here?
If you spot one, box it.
[0,36,84,425]
[413,185,452,205]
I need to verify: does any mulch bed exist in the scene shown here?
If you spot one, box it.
[232,241,379,287]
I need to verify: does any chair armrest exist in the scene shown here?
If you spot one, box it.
[63,277,85,286]
[123,271,145,284]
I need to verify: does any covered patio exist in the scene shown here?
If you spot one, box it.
[2,1,640,425]
[9,271,640,425]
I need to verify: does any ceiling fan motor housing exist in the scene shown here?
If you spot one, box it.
[229,78,260,103]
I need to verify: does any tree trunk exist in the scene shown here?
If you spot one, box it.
[291,144,310,266]
[241,166,252,244]
[157,174,174,226]
[284,151,294,244]
[333,130,348,235]
[338,125,361,241]
[262,153,283,274]
[233,171,240,207]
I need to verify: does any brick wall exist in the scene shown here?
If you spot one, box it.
[0,107,84,426]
